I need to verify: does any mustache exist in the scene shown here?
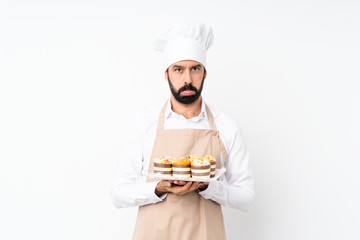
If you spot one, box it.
[177,84,198,95]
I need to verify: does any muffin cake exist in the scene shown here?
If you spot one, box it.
[153,156,173,176]
[191,158,211,179]
[172,157,191,178]
[204,155,216,178]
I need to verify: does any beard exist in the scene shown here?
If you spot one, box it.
[167,75,205,105]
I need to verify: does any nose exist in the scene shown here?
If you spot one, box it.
[184,69,193,85]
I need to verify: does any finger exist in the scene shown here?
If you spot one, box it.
[173,180,187,186]
[174,181,192,194]
[180,182,199,194]
[190,182,200,191]
[180,181,196,194]
[182,181,192,189]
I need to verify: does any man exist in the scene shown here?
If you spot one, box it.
[110,23,255,240]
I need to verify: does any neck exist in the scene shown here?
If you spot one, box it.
[170,95,202,119]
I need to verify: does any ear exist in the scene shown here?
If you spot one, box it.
[165,69,168,81]
[204,69,207,79]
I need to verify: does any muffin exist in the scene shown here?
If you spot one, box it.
[172,157,191,178]
[153,156,173,176]
[191,157,211,179]
[204,155,216,178]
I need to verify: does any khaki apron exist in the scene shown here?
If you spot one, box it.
[132,102,228,240]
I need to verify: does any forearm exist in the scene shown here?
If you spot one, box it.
[110,181,166,208]
[199,180,255,211]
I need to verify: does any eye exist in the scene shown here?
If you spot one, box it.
[192,66,201,71]
[174,68,181,72]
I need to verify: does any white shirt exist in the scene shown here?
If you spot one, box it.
[110,99,255,212]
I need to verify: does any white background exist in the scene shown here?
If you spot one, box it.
[1,0,359,239]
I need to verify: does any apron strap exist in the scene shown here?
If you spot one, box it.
[218,137,228,167]
[157,100,217,130]
[156,102,168,131]
[205,104,216,130]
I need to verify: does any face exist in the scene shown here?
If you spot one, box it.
[165,60,207,104]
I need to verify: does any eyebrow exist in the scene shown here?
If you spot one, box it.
[172,65,183,69]
[172,64,202,69]
[192,64,202,69]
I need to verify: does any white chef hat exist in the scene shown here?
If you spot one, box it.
[153,23,214,71]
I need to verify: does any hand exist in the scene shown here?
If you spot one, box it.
[171,180,208,190]
[197,182,209,191]
[173,180,187,186]
[155,180,200,196]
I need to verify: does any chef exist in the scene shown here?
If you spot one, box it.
[110,23,255,240]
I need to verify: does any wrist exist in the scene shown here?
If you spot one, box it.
[198,186,208,191]
[155,182,168,197]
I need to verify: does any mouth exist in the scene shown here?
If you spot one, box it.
[180,90,196,96]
